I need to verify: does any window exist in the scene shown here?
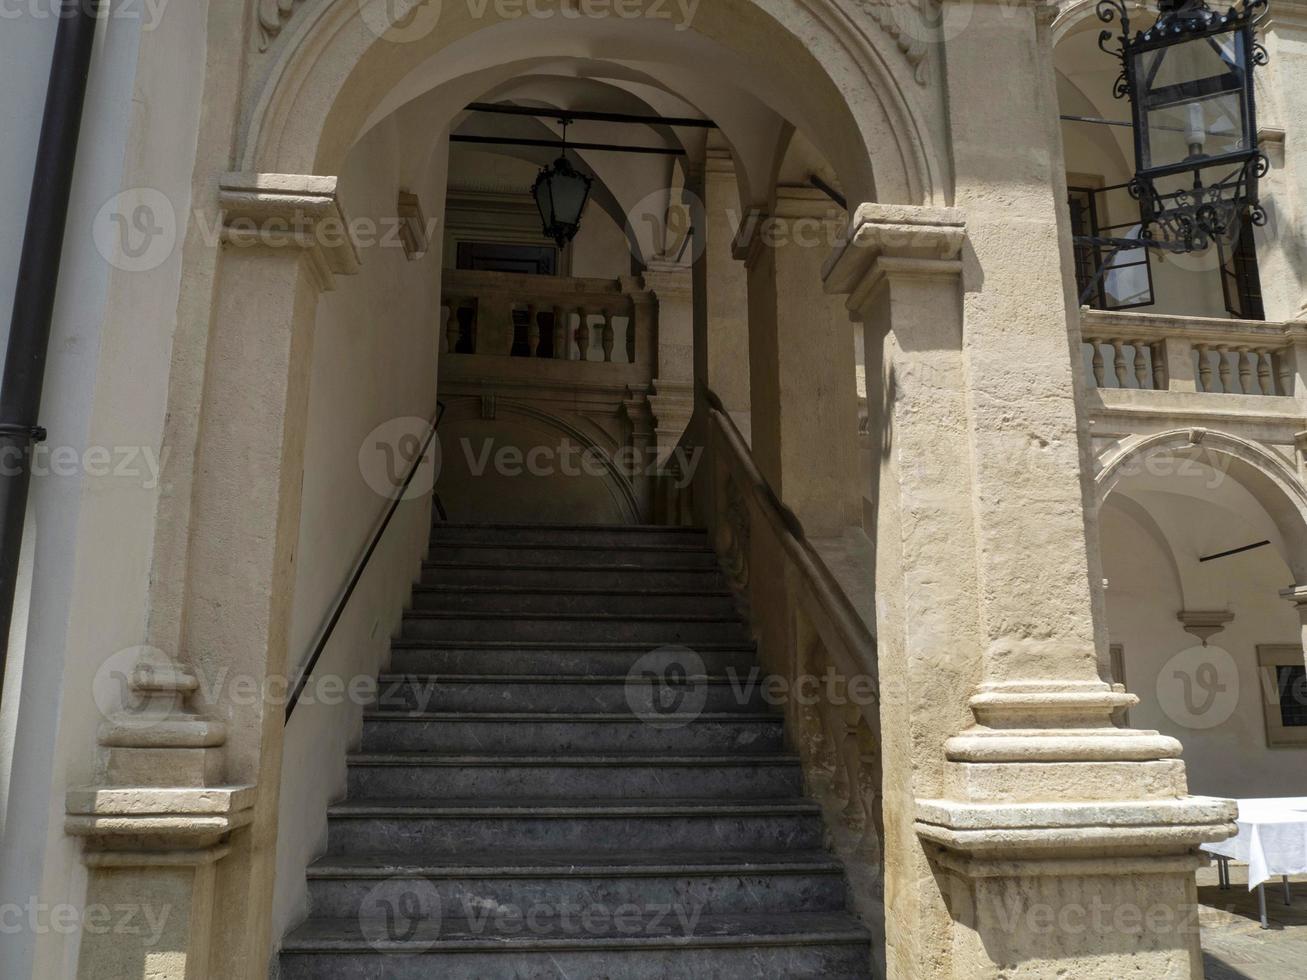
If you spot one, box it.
[456,241,558,276]
[1256,645,1307,747]
[1220,219,1266,320]
[1068,184,1155,311]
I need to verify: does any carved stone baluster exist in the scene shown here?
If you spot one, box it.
[1112,339,1129,387]
[601,310,615,363]
[1132,340,1149,389]
[1196,344,1212,392]
[1217,347,1234,393]
[553,305,567,360]
[1257,349,1274,395]
[574,306,588,361]
[527,304,540,357]
[1089,339,1106,387]
[1277,349,1293,397]
[1238,347,1254,394]
[1150,341,1168,390]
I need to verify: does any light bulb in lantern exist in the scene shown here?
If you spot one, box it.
[1186,102,1208,157]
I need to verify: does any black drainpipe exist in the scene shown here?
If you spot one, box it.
[0,0,103,703]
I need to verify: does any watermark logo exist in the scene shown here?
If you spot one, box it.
[93,188,177,274]
[0,0,169,30]
[358,0,444,43]
[91,646,181,732]
[625,187,705,266]
[1156,643,1240,730]
[626,645,708,727]
[358,416,440,501]
[360,878,443,951]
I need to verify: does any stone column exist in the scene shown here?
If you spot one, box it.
[824,2,1235,973]
[643,260,695,462]
[1257,9,1307,320]
[736,187,861,537]
[693,149,751,421]
[1278,585,1307,667]
[72,173,362,979]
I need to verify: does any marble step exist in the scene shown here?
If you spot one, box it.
[387,641,758,676]
[367,674,768,714]
[420,563,729,590]
[423,543,721,568]
[359,711,785,754]
[304,849,849,919]
[280,911,874,980]
[430,521,709,548]
[398,611,753,645]
[324,798,825,855]
[345,753,804,800]
[410,585,738,616]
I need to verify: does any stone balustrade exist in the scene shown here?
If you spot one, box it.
[441,269,654,365]
[1082,308,1307,397]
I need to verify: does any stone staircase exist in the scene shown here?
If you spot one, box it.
[279,521,875,979]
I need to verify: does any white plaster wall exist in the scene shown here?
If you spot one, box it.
[0,5,209,977]
[1101,488,1307,799]
[271,120,446,945]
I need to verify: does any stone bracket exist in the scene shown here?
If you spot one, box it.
[219,172,362,291]
[67,785,257,856]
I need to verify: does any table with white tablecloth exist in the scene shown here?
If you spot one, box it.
[1201,797,1307,928]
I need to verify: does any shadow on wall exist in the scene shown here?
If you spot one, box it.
[433,416,635,525]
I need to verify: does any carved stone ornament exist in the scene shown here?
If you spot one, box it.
[259,0,306,51]
[852,0,933,85]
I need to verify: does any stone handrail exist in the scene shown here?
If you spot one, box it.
[441,268,654,365]
[665,392,884,959]
[1081,308,1307,397]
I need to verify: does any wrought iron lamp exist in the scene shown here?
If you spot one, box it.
[533,120,594,249]
[1094,0,1270,254]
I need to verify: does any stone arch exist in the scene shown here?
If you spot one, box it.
[1096,428,1307,582]
[240,0,938,207]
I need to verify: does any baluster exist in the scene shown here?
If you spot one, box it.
[1196,344,1212,392]
[1133,340,1149,389]
[1238,347,1254,394]
[553,305,566,360]
[574,306,588,361]
[1089,339,1106,387]
[1112,339,1129,388]
[1277,350,1293,397]
[601,310,615,363]
[1257,349,1274,395]
[527,304,540,357]
[1217,347,1233,393]
[626,314,636,364]
[1150,341,1168,390]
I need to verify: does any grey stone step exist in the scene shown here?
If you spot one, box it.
[345,754,804,799]
[280,912,873,980]
[431,522,709,548]
[359,712,785,754]
[421,563,728,590]
[368,674,768,714]
[305,849,848,919]
[411,586,738,616]
[387,642,758,676]
[400,611,753,645]
[324,798,825,855]
[426,544,721,568]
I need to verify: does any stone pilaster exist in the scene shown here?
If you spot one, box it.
[735,188,861,537]
[642,260,695,459]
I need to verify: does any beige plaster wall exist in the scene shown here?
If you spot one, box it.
[1101,482,1307,798]
[270,119,445,944]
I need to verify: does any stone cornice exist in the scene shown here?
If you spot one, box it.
[219,172,362,291]
[822,203,966,312]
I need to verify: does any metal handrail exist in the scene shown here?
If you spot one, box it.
[284,402,445,724]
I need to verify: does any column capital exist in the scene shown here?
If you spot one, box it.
[218,172,362,291]
[823,203,965,312]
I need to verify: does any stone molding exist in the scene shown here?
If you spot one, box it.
[218,172,362,291]
[258,0,306,51]
[1177,609,1235,645]
[822,202,966,311]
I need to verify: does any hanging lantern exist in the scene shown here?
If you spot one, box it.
[1097,0,1270,252]
[533,121,593,249]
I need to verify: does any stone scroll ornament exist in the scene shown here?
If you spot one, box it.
[852,0,933,85]
[259,0,306,50]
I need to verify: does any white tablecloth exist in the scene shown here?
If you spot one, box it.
[1202,797,1307,889]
